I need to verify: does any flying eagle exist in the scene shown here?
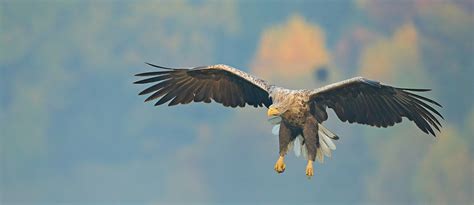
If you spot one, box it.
[134,63,443,177]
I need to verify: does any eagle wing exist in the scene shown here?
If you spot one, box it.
[308,77,443,136]
[134,63,272,108]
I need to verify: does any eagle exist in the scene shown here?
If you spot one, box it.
[134,63,443,177]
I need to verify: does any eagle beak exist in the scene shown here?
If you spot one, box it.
[267,107,280,116]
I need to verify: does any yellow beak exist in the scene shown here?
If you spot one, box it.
[267,107,280,117]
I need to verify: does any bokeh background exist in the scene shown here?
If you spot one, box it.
[1,0,473,204]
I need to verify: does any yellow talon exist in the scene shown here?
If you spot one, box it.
[305,160,314,178]
[274,156,286,173]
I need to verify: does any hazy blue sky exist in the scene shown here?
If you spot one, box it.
[1,1,473,204]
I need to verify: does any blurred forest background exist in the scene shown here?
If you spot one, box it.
[1,0,473,204]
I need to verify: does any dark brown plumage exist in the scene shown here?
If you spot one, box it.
[134,63,272,108]
[309,78,443,136]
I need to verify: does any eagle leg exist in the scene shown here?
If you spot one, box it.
[302,116,318,162]
[278,121,293,156]
[274,121,295,174]
[303,116,318,177]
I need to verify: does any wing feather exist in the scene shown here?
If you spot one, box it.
[139,79,173,96]
[168,79,198,106]
[309,77,443,137]
[135,63,273,108]
[194,81,211,102]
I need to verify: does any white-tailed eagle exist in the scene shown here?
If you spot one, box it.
[135,63,443,177]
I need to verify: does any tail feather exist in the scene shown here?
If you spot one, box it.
[319,124,339,140]
[293,136,302,157]
[320,131,336,150]
[316,148,324,163]
[319,137,332,157]
[315,124,338,163]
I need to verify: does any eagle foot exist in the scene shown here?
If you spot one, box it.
[274,156,286,174]
[305,160,314,178]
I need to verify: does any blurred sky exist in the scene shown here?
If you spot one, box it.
[1,0,473,204]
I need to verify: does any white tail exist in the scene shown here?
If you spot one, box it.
[293,136,302,157]
[315,124,337,163]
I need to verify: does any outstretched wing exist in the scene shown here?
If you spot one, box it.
[134,63,273,108]
[309,77,443,136]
